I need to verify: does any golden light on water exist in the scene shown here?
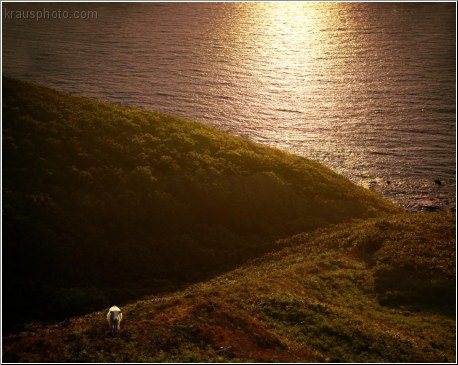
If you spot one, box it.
[242,2,330,73]
[256,2,324,43]
[3,2,455,210]
[222,2,344,85]
[219,2,340,128]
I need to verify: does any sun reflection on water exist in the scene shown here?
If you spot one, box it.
[219,2,344,140]
[3,2,455,210]
[256,3,321,58]
[235,2,331,76]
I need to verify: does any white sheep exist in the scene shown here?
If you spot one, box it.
[107,305,122,334]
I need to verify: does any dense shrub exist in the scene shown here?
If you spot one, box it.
[2,77,400,331]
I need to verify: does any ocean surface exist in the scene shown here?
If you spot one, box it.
[3,2,456,211]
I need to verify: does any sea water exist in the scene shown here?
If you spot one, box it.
[3,2,456,211]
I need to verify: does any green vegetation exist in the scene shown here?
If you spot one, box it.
[4,78,453,362]
[3,213,455,362]
[2,77,400,332]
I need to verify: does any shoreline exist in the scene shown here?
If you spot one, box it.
[4,76,455,213]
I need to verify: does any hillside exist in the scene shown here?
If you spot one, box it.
[2,77,401,332]
[3,213,455,362]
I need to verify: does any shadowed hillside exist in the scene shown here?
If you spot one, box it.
[2,77,400,331]
[3,213,455,362]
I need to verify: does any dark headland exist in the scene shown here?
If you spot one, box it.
[2,78,455,362]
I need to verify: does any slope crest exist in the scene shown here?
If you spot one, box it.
[3,77,400,330]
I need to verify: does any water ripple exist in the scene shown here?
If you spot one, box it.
[3,2,455,211]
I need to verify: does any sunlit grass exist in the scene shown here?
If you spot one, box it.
[3,213,455,362]
[3,76,401,332]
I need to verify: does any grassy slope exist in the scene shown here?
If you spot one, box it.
[3,213,455,363]
[2,77,400,329]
